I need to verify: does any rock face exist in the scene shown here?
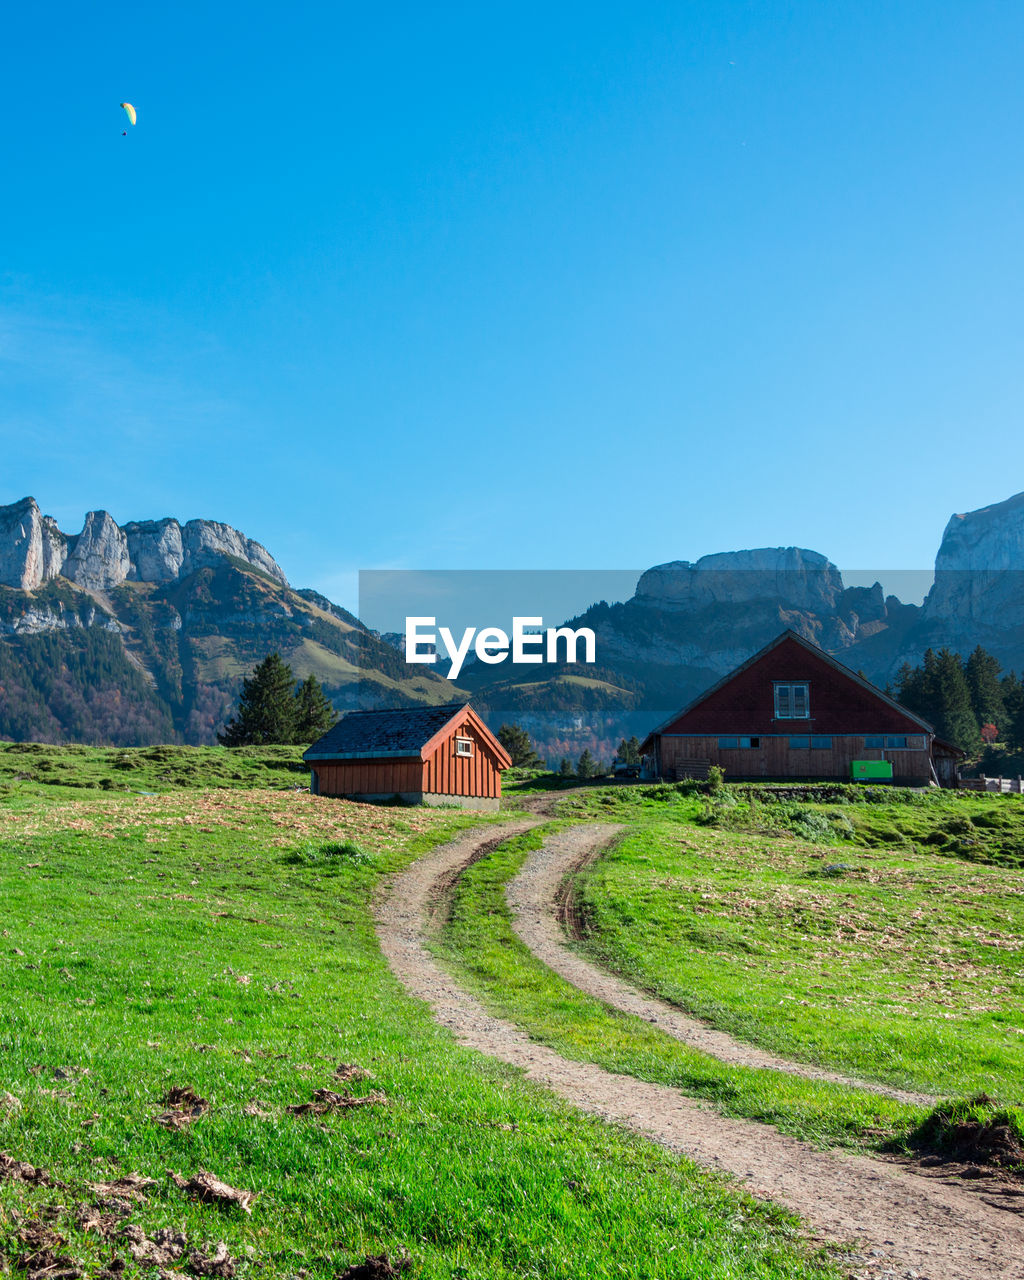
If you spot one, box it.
[0,498,288,591]
[179,519,286,582]
[124,519,185,582]
[64,511,131,590]
[636,548,845,613]
[0,498,68,590]
[924,491,1024,632]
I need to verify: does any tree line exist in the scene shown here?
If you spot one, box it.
[892,645,1024,755]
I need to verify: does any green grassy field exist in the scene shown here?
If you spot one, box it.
[576,810,1024,1102]
[439,783,1024,1161]
[436,825,928,1155]
[0,751,844,1280]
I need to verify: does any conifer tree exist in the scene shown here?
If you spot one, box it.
[558,757,574,777]
[218,653,298,746]
[965,646,1005,729]
[293,674,337,742]
[932,648,981,753]
[1001,672,1024,751]
[576,749,596,779]
[497,723,542,768]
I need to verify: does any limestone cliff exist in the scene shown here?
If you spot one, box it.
[923,490,1024,635]
[0,498,288,590]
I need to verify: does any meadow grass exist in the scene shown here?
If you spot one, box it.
[568,795,1024,1106]
[436,826,931,1156]
[0,775,843,1280]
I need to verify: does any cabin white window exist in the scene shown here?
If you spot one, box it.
[455,737,474,757]
[774,682,809,719]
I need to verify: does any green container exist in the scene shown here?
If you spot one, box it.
[851,759,893,780]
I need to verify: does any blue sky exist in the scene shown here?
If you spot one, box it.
[2,2,1023,611]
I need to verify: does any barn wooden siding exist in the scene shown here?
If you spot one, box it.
[659,734,933,784]
[422,721,502,799]
[310,721,503,800]
[312,758,423,796]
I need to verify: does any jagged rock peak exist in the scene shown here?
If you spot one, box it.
[0,497,68,591]
[0,497,288,590]
[636,547,844,612]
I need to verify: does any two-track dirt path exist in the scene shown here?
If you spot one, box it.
[506,823,934,1106]
[374,819,1024,1280]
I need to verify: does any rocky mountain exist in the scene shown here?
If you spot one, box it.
[0,497,287,592]
[4,489,1024,756]
[460,547,920,759]
[0,498,459,745]
[462,493,1024,759]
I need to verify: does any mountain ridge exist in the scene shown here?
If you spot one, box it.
[3,490,1024,754]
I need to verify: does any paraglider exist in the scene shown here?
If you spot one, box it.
[120,102,136,135]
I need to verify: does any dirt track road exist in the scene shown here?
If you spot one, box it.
[374,820,1024,1280]
[506,823,934,1106]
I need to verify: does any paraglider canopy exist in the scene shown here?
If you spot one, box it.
[120,102,136,126]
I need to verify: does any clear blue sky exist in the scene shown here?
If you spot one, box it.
[2,2,1023,610]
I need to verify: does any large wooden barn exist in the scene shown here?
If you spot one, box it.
[304,702,511,810]
[641,630,963,787]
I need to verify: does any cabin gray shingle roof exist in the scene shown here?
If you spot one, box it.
[303,702,469,760]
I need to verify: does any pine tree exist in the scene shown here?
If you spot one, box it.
[965,646,1005,729]
[558,757,574,777]
[932,649,981,753]
[1002,672,1024,751]
[293,674,336,743]
[497,723,542,768]
[576,749,596,779]
[896,651,939,725]
[218,653,298,746]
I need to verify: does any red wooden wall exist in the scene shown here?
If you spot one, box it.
[660,636,927,736]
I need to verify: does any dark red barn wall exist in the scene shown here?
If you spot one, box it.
[660,636,926,737]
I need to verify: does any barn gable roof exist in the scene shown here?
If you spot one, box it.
[641,630,934,752]
[303,701,511,767]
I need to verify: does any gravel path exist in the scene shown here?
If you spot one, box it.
[506,823,934,1106]
[375,820,1024,1280]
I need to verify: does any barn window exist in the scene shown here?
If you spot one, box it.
[455,737,473,757]
[739,736,760,748]
[718,736,739,748]
[774,683,809,718]
[788,735,810,749]
[810,736,832,749]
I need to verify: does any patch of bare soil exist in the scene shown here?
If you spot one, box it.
[0,1153,55,1186]
[169,1170,255,1213]
[287,1088,387,1116]
[14,1221,82,1280]
[508,823,935,1107]
[336,1255,410,1280]
[375,820,1024,1280]
[153,1085,209,1129]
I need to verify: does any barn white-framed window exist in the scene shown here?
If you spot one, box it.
[774,682,809,719]
[455,737,474,757]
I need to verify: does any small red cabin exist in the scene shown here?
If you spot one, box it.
[641,630,962,787]
[304,702,511,810]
